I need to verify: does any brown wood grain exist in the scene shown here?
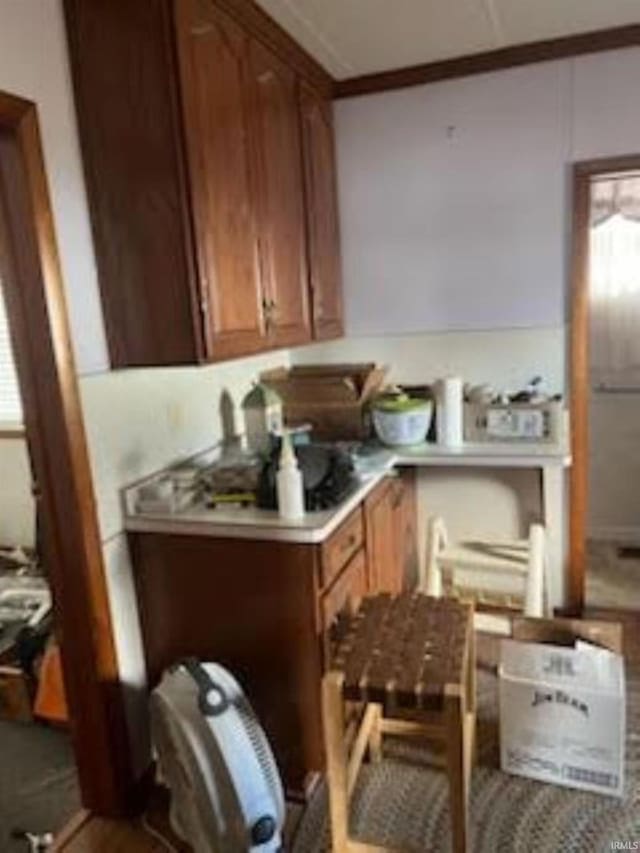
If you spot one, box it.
[63,0,203,367]
[299,82,344,341]
[0,96,133,813]
[214,0,332,96]
[320,508,364,590]
[248,37,312,348]
[335,24,640,99]
[130,531,325,794]
[63,0,341,367]
[363,477,410,595]
[175,0,268,361]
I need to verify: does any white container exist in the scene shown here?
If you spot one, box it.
[499,637,625,797]
[276,431,305,520]
[372,398,432,447]
[436,376,463,447]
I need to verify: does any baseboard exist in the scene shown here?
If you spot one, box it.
[588,525,640,544]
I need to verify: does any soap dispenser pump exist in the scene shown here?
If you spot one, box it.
[276,430,305,520]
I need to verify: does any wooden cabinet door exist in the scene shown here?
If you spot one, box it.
[248,40,311,348]
[299,83,344,341]
[391,471,419,591]
[364,478,400,594]
[175,0,267,360]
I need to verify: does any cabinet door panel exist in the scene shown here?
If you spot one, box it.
[175,0,266,360]
[249,40,311,348]
[364,479,398,594]
[300,83,344,341]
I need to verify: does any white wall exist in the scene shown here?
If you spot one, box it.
[0,437,35,547]
[79,350,291,773]
[0,0,108,375]
[333,48,640,342]
[292,327,566,395]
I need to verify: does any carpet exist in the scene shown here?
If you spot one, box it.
[0,720,79,852]
[293,628,640,852]
[587,540,640,612]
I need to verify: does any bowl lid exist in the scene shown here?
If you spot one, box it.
[373,395,430,414]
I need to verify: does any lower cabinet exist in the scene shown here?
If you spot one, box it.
[364,469,418,593]
[129,471,417,795]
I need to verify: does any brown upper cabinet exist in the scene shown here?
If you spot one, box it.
[64,0,342,367]
[300,82,344,341]
[247,38,311,349]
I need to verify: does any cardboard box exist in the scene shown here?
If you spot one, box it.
[499,617,626,797]
[261,364,387,440]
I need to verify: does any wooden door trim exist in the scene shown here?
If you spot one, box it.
[335,24,640,99]
[0,91,133,815]
[569,153,640,613]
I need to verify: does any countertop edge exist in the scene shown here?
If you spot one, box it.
[124,470,389,545]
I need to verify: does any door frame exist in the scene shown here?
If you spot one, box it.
[0,91,134,814]
[569,153,640,612]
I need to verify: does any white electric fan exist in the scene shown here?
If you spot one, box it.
[150,659,285,853]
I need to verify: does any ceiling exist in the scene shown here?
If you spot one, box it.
[255,0,640,80]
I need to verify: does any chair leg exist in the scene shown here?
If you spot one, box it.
[322,672,349,853]
[465,625,477,765]
[445,689,469,853]
[524,523,545,618]
[368,703,383,763]
[424,516,446,597]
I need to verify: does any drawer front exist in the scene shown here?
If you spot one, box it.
[321,509,364,591]
[321,548,366,668]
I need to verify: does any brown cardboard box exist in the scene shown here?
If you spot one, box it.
[511,616,623,654]
[261,363,388,440]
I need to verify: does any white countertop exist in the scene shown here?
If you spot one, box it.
[125,469,390,544]
[123,441,571,545]
[394,441,571,468]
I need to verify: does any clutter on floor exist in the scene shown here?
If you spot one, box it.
[0,545,58,724]
[0,543,75,851]
[293,616,640,852]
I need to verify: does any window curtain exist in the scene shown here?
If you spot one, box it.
[590,176,640,390]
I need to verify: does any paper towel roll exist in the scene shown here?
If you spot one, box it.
[436,376,463,447]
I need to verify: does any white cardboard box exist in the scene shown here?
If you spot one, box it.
[499,632,626,797]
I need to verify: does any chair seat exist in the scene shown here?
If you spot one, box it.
[333,592,472,712]
[437,540,530,576]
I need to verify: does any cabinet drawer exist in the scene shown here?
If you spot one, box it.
[321,548,366,667]
[320,509,364,590]
[321,548,367,631]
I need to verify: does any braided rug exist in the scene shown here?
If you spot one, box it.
[293,622,640,852]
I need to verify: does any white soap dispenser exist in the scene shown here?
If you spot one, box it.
[276,430,305,520]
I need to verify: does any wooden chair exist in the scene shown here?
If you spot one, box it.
[322,592,476,853]
[422,516,546,634]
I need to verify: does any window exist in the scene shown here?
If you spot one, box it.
[0,280,23,424]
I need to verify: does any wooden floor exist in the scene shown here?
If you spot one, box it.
[52,794,190,853]
[53,813,166,852]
